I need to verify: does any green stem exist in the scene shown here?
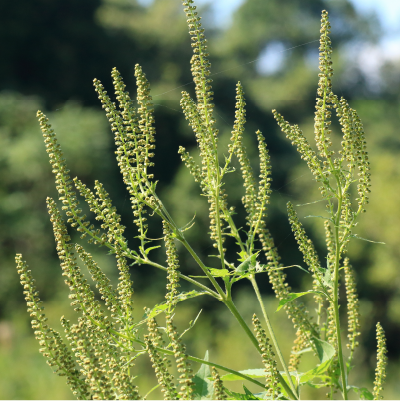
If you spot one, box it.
[250,275,299,400]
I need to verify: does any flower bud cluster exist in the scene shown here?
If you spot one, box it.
[287,202,323,306]
[257,226,316,366]
[252,315,279,398]
[343,258,360,361]
[373,323,388,400]
[145,317,178,400]
[16,254,90,398]
[273,110,324,185]
[166,314,194,400]
[163,222,181,310]
[211,367,225,400]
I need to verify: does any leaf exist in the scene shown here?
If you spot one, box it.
[209,268,231,278]
[139,291,207,325]
[304,215,331,221]
[350,234,385,244]
[175,290,208,302]
[300,367,331,385]
[312,337,335,364]
[322,268,334,289]
[271,264,310,275]
[193,351,214,400]
[276,291,323,312]
[236,252,260,273]
[291,346,313,355]
[224,387,263,401]
[220,369,266,381]
[144,245,161,255]
[349,386,374,400]
[243,385,261,400]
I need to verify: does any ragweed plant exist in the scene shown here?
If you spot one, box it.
[16,1,388,400]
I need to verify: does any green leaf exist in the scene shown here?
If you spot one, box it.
[276,291,323,312]
[144,245,161,255]
[236,252,260,273]
[175,290,208,302]
[312,337,335,364]
[139,291,207,325]
[193,351,214,400]
[220,369,266,381]
[291,346,313,355]
[349,386,374,400]
[224,387,263,400]
[209,268,231,278]
[243,385,261,400]
[297,338,335,386]
[322,268,333,289]
[350,234,385,244]
[300,366,331,385]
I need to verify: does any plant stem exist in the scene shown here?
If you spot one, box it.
[250,275,299,400]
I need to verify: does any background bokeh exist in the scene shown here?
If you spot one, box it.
[1,0,399,399]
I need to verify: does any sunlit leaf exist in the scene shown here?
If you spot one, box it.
[276,291,324,312]
[193,351,214,400]
[220,369,266,381]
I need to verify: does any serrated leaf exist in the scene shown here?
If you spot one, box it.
[220,369,266,381]
[193,351,214,400]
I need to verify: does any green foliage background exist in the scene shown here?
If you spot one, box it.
[0,0,399,398]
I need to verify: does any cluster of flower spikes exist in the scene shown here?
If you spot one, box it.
[15,254,90,399]
[287,203,324,317]
[73,178,127,248]
[37,111,105,245]
[211,367,225,400]
[163,222,195,400]
[229,82,273,238]
[269,11,355,372]
[47,197,139,399]
[93,65,159,238]
[180,0,230,254]
[256,223,317,371]
[145,317,179,400]
[252,314,280,399]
